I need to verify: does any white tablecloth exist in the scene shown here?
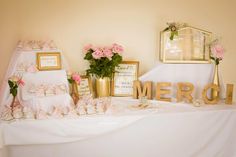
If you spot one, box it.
[1,97,236,157]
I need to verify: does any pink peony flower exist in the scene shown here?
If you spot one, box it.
[112,43,124,54]
[92,48,104,59]
[211,43,224,59]
[84,44,93,52]
[103,47,113,59]
[17,79,25,86]
[72,73,81,84]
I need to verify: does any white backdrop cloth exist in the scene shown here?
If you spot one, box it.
[0,97,236,157]
[139,64,225,99]
[0,49,70,111]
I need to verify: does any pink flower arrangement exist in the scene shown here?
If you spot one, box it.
[84,43,124,60]
[210,40,225,65]
[67,72,81,84]
[84,43,123,78]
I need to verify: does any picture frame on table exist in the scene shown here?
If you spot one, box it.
[111,61,139,97]
[77,75,93,98]
[36,52,62,71]
[160,26,212,63]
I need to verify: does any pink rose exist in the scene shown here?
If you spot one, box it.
[72,73,81,84]
[17,79,25,86]
[103,47,113,59]
[112,43,124,54]
[92,48,104,59]
[211,44,224,59]
[84,44,93,52]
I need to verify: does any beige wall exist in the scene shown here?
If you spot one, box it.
[0,0,19,82]
[0,0,236,99]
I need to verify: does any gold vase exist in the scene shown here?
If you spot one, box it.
[71,82,79,104]
[211,64,220,99]
[96,77,110,97]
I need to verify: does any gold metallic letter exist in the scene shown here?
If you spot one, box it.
[202,84,220,104]
[225,84,234,105]
[133,80,152,99]
[177,82,194,103]
[156,82,172,102]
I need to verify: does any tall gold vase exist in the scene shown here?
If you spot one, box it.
[96,77,110,97]
[211,64,220,99]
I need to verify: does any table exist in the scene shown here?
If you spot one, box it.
[0,97,236,157]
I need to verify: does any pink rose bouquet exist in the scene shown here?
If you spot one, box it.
[210,40,224,65]
[84,43,123,78]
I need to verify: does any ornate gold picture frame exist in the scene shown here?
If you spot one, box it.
[37,52,62,71]
[160,26,212,63]
[77,75,93,98]
[111,61,139,96]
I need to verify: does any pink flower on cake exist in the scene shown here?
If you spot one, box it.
[84,44,93,52]
[92,48,104,59]
[211,43,224,59]
[112,43,124,54]
[72,73,81,84]
[103,47,113,59]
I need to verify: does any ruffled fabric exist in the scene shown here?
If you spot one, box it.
[0,95,111,121]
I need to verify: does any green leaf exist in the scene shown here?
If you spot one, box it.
[10,88,17,97]
[8,80,14,88]
[163,27,169,31]
[68,79,73,84]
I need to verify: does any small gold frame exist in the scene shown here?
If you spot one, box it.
[160,26,212,64]
[77,75,94,98]
[111,61,139,96]
[37,52,62,71]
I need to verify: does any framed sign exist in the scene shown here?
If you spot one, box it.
[77,75,93,98]
[37,52,62,70]
[112,61,139,96]
[160,26,212,63]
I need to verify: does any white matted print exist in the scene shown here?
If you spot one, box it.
[37,52,61,70]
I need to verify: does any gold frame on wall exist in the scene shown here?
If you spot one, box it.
[160,26,212,64]
[37,52,62,70]
[111,61,139,97]
[77,75,94,98]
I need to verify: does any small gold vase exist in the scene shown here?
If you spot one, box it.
[71,82,79,104]
[211,64,220,99]
[96,77,110,97]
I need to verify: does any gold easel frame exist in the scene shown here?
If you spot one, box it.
[111,61,139,96]
[77,75,94,98]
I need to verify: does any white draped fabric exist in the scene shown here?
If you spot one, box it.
[0,49,71,112]
[139,64,225,99]
[0,97,236,157]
